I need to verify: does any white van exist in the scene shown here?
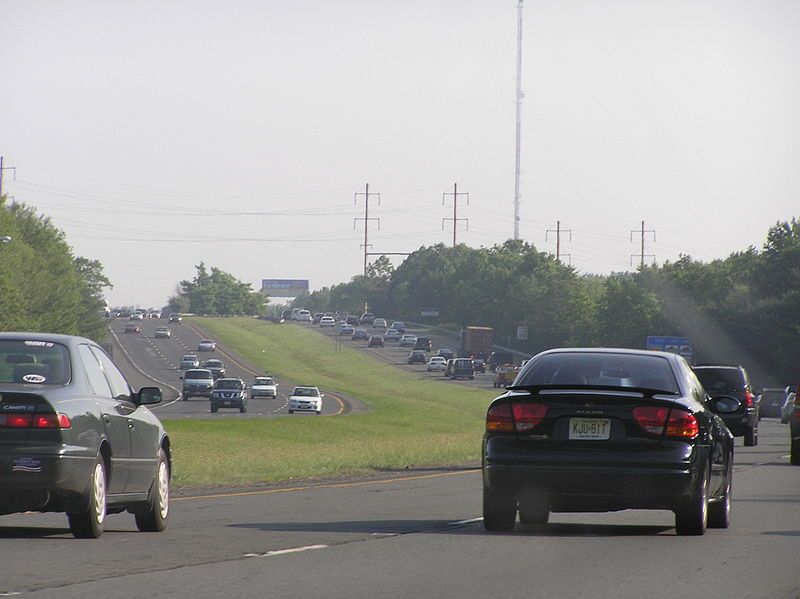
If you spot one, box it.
[297,310,312,322]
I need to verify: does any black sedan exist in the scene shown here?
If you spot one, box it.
[0,333,171,538]
[482,348,734,535]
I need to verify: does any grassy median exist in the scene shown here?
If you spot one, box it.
[164,317,494,488]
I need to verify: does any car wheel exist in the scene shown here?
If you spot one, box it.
[791,438,800,466]
[288,409,293,414]
[517,491,549,525]
[240,406,246,413]
[135,449,170,532]
[744,424,758,447]
[675,466,708,536]
[68,456,107,539]
[483,488,516,532]
[210,406,218,413]
[708,459,732,529]
[316,410,321,415]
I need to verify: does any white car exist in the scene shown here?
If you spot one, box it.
[197,339,216,352]
[288,386,323,415]
[130,312,144,321]
[385,328,401,341]
[427,356,447,372]
[399,334,417,347]
[251,376,278,399]
[373,318,387,329]
[319,316,336,327]
[297,310,312,322]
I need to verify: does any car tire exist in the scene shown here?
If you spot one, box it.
[675,466,708,536]
[791,438,800,466]
[708,459,732,529]
[744,424,758,447]
[68,457,107,539]
[316,410,321,415]
[518,491,549,525]
[483,488,516,532]
[240,406,246,413]
[135,449,170,532]
[210,406,218,413]
[288,410,293,414]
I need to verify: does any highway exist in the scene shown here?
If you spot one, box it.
[108,317,365,419]
[0,319,797,598]
[0,422,797,598]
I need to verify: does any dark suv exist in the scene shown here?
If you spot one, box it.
[693,365,758,446]
[414,336,432,351]
[408,350,428,365]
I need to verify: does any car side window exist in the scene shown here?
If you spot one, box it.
[90,346,132,401]
[78,344,113,397]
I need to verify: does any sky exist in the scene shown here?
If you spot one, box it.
[1,0,798,308]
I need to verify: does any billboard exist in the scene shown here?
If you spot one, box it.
[261,279,309,297]
[646,336,693,361]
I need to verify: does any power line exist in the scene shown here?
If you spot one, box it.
[442,183,469,247]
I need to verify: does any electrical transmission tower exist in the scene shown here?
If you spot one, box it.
[546,220,572,264]
[0,156,16,199]
[442,183,469,247]
[630,220,656,267]
[354,183,381,276]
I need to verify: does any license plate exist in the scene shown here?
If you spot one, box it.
[569,418,611,440]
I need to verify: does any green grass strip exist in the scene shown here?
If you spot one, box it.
[164,317,494,488]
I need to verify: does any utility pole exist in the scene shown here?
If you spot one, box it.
[0,156,16,200]
[545,220,572,264]
[442,183,469,247]
[513,0,524,240]
[630,220,656,268]
[354,183,380,276]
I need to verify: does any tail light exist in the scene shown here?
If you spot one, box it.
[0,412,71,429]
[744,390,755,408]
[486,403,547,433]
[633,407,699,439]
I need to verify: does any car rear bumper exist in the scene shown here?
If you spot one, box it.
[0,446,96,513]
[483,441,707,512]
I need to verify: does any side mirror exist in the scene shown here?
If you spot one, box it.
[320,394,325,399]
[137,387,163,406]
[711,395,741,414]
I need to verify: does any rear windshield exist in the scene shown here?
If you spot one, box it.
[186,370,212,379]
[518,353,679,393]
[0,340,71,385]
[216,379,243,389]
[293,387,319,397]
[206,361,222,367]
[693,368,743,394]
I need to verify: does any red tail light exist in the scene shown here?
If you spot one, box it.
[486,403,547,433]
[744,390,754,408]
[0,412,71,429]
[632,406,669,435]
[665,410,699,439]
[1,413,34,428]
[633,407,699,439]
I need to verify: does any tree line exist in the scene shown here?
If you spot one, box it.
[167,262,264,316]
[295,219,800,386]
[0,199,111,341]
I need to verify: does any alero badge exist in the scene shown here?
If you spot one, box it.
[22,374,47,384]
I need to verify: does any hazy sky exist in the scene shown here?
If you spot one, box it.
[2,1,798,308]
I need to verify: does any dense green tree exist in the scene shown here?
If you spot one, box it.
[173,263,263,315]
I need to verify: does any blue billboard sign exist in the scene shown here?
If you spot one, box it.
[646,336,693,360]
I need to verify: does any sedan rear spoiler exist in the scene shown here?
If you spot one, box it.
[505,384,679,398]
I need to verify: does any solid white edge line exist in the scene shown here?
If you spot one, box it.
[244,544,329,558]
[447,517,483,527]
[107,326,183,407]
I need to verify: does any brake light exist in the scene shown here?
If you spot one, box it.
[512,403,547,431]
[35,413,72,429]
[744,390,754,408]
[633,406,669,435]
[1,414,34,428]
[633,407,699,439]
[486,403,547,433]
[0,412,71,429]
[665,410,699,439]
[486,404,513,433]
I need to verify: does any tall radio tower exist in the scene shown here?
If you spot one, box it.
[514,0,523,240]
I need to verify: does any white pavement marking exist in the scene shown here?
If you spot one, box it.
[244,544,329,558]
[446,517,483,527]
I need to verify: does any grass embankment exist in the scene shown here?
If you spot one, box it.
[164,317,494,488]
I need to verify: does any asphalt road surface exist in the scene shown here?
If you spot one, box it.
[0,421,797,598]
[107,317,364,419]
